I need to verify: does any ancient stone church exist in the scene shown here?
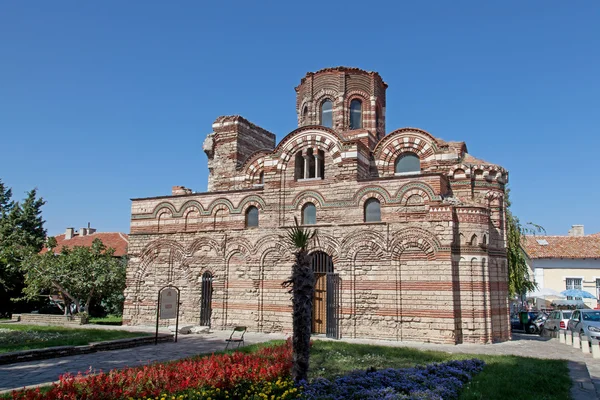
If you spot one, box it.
[123,67,510,344]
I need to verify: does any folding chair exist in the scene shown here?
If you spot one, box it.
[225,326,247,350]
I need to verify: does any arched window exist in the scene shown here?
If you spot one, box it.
[364,198,381,222]
[302,203,316,225]
[349,99,362,129]
[321,100,333,128]
[307,148,315,178]
[246,206,259,228]
[295,151,304,180]
[302,106,309,125]
[258,171,264,184]
[394,153,420,174]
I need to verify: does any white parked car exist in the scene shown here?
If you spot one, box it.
[542,310,572,335]
[567,309,600,342]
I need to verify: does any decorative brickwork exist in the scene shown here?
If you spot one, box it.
[124,67,510,344]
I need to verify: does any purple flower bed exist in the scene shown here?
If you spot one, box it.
[301,359,485,400]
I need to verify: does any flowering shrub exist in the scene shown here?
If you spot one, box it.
[144,378,299,399]
[300,359,485,400]
[9,341,293,400]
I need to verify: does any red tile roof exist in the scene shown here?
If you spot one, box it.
[522,233,600,259]
[41,232,129,257]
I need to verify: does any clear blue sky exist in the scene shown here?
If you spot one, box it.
[1,1,599,237]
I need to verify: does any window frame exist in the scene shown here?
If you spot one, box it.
[302,203,317,225]
[394,152,421,175]
[320,99,333,128]
[349,99,362,130]
[363,198,381,223]
[245,206,259,228]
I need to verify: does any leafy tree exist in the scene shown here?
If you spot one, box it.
[20,238,126,316]
[505,189,544,298]
[0,180,46,315]
[282,217,317,384]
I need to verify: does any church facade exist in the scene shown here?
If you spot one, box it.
[123,67,510,344]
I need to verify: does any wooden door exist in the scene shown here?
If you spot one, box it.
[312,274,326,334]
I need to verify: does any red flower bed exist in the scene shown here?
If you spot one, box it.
[10,341,293,400]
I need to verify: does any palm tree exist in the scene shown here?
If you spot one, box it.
[282,217,316,383]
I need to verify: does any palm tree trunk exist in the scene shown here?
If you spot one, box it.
[291,249,314,383]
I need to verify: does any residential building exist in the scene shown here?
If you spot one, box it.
[523,225,600,309]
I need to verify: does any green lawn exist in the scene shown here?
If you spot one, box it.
[308,341,571,400]
[0,324,149,353]
[88,315,123,325]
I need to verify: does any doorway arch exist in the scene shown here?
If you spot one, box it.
[310,251,339,338]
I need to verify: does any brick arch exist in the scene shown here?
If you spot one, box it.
[133,239,186,297]
[240,152,267,184]
[353,185,391,205]
[273,126,346,168]
[157,209,173,233]
[237,195,266,213]
[187,236,223,257]
[292,190,326,209]
[150,202,177,219]
[373,128,439,177]
[225,239,253,263]
[394,181,437,203]
[225,237,255,260]
[307,232,340,264]
[254,234,290,257]
[258,241,291,266]
[183,206,201,232]
[139,239,186,263]
[313,89,339,109]
[389,227,441,261]
[206,198,235,214]
[179,200,206,216]
[340,230,387,260]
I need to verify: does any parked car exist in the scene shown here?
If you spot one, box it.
[542,310,573,335]
[567,309,600,341]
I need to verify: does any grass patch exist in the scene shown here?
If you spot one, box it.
[88,315,123,325]
[0,324,149,353]
[309,341,571,400]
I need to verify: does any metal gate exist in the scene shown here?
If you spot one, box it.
[310,251,339,339]
[200,271,213,326]
[326,273,340,339]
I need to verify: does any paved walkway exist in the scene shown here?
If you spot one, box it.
[1,325,598,398]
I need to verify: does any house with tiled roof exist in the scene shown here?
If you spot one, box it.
[522,225,600,308]
[42,226,128,257]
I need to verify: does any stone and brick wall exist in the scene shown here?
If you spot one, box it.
[123,67,510,344]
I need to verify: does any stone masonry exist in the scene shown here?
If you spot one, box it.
[123,67,510,344]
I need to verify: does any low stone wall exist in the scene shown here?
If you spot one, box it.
[11,313,88,325]
[0,334,173,365]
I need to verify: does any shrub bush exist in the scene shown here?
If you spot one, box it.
[300,359,485,400]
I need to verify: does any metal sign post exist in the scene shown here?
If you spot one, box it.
[155,285,181,344]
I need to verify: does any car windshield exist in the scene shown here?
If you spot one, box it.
[563,312,572,319]
[582,312,600,322]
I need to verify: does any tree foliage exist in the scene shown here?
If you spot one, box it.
[20,238,127,316]
[505,189,544,298]
[0,179,46,315]
[282,217,317,384]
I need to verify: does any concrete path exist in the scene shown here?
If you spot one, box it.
[1,325,598,398]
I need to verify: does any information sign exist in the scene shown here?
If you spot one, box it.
[159,288,178,319]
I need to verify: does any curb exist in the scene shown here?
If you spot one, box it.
[0,334,173,365]
[569,361,600,400]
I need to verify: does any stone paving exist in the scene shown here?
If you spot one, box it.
[0,325,598,399]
